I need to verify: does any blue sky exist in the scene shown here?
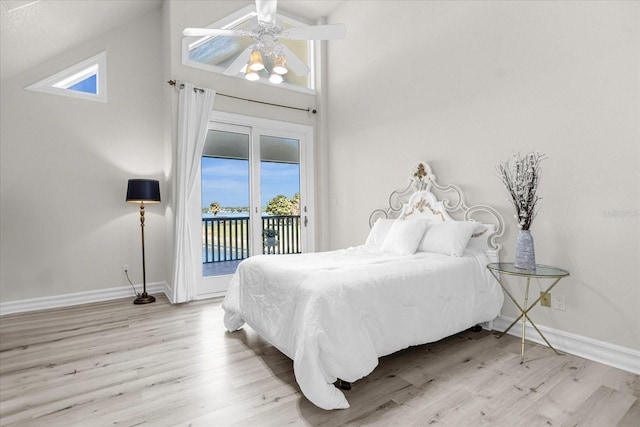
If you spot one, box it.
[68,74,97,94]
[201,157,300,208]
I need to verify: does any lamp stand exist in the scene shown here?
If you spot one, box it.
[134,202,155,304]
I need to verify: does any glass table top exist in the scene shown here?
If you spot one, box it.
[487,262,570,278]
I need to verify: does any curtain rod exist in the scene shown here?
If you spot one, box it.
[167,80,317,114]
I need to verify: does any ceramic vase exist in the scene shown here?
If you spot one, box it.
[514,229,536,270]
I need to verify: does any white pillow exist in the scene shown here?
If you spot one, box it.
[417,221,480,256]
[466,223,493,252]
[365,218,396,248]
[381,219,428,256]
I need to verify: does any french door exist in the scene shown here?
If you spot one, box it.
[193,112,315,298]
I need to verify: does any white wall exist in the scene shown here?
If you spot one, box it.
[0,9,165,302]
[327,1,639,351]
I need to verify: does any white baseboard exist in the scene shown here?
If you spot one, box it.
[0,282,168,316]
[494,316,640,375]
[196,290,227,301]
[163,282,174,304]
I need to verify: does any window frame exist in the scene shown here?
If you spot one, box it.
[25,51,107,102]
[181,5,316,94]
[194,111,316,298]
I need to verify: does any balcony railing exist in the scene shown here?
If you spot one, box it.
[202,215,301,263]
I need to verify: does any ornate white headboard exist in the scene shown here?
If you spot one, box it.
[369,162,505,262]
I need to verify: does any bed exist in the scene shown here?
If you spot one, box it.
[222,162,505,410]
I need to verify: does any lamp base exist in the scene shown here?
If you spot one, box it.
[133,293,156,304]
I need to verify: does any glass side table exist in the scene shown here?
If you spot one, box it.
[487,262,570,363]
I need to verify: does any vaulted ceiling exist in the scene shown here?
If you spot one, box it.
[0,0,344,82]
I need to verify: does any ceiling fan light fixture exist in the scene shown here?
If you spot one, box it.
[272,55,288,75]
[248,50,264,71]
[269,73,283,84]
[245,68,260,81]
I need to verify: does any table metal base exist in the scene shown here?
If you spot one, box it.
[487,263,569,364]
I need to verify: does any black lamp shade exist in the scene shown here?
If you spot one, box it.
[126,179,161,203]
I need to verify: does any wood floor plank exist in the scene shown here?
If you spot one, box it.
[617,398,640,427]
[1,296,638,426]
[561,385,636,427]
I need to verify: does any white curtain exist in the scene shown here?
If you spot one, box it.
[172,82,216,303]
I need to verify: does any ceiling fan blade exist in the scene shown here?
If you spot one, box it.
[256,0,277,27]
[280,45,310,76]
[223,47,253,76]
[280,24,346,40]
[183,28,248,37]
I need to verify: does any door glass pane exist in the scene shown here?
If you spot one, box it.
[201,129,250,276]
[260,135,301,255]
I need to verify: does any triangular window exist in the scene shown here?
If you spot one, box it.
[26,51,107,102]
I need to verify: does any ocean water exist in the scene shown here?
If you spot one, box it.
[202,212,251,219]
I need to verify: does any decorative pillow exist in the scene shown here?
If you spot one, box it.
[381,219,428,256]
[417,221,481,256]
[365,218,396,248]
[466,223,493,252]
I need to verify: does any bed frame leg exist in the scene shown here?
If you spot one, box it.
[470,324,483,332]
[334,379,352,390]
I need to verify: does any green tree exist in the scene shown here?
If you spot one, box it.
[266,195,292,216]
[208,201,221,216]
[290,192,300,215]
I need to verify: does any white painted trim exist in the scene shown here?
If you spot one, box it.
[162,281,174,304]
[0,281,168,316]
[198,112,316,297]
[494,316,640,375]
[197,290,227,300]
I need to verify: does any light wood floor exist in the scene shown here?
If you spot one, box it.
[1,296,638,427]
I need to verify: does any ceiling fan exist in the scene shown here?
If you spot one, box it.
[183,0,346,83]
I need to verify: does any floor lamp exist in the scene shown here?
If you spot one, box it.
[126,179,161,304]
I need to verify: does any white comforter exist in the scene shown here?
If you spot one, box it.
[222,246,503,410]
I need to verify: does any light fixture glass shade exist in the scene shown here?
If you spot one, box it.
[126,179,161,203]
[272,55,288,75]
[269,73,283,84]
[245,69,260,81]
[248,50,264,71]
